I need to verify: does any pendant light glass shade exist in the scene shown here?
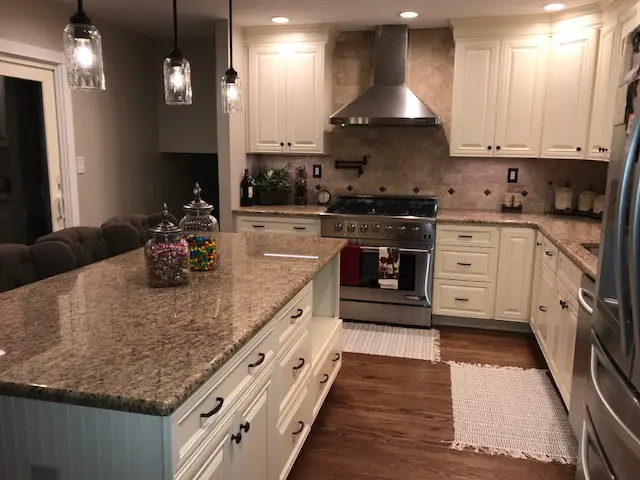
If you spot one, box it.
[221,69,242,113]
[63,1,105,91]
[163,53,192,105]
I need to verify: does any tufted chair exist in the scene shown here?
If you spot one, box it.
[0,241,77,293]
[101,212,178,246]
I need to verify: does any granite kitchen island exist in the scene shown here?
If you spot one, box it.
[0,232,346,480]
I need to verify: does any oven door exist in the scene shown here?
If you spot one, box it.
[340,240,434,308]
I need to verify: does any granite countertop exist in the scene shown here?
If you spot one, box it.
[233,205,328,216]
[438,210,601,279]
[0,233,346,415]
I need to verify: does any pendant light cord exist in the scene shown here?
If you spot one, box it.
[228,0,234,68]
[77,0,84,13]
[173,0,178,52]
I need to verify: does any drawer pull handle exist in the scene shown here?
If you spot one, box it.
[252,224,265,229]
[539,306,547,312]
[293,357,306,370]
[293,226,307,231]
[248,353,266,369]
[332,353,341,362]
[457,262,472,267]
[240,421,250,433]
[292,421,305,436]
[231,432,242,444]
[291,308,304,320]
[458,235,473,239]
[320,374,329,384]
[200,397,224,418]
[455,297,469,302]
[545,251,554,257]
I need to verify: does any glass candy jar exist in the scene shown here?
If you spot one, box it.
[144,204,190,288]
[180,183,219,271]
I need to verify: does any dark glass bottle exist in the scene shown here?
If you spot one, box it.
[240,169,254,206]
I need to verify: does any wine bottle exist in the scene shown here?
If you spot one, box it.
[240,169,254,206]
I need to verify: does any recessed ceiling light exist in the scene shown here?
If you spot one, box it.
[0,350,5,357]
[544,3,566,12]
[399,11,419,19]
[271,16,290,24]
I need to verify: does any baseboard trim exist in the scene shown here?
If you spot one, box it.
[432,315,533,333]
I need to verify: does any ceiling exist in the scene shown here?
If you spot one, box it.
[56,0,600,37]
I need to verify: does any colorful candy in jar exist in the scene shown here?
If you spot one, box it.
[179,183,220,272]
[185,233,217,271]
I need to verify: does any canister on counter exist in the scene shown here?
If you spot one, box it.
[144,203,190,288]
[180,183,220,271]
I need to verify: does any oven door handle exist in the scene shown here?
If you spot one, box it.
[359,246,433,255]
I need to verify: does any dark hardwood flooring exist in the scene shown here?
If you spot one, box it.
[289,326,576,480]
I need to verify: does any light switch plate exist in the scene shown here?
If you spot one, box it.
[313,164,322,178]
[507,167,518,183]
[77,156,86,174]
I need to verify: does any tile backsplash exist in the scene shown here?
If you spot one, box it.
[253,29,608,212]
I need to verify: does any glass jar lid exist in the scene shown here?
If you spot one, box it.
[149,203,182,240]
[183,183,214,215]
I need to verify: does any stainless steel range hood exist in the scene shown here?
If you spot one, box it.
[330,25,440,127]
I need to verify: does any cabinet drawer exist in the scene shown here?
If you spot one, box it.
[541,235,559,271]
[236,215,321,236]
[276,327,311,417]
[436,224,500,248]
[171,329,274,469]
[433,279,496,319]
[277,384,313,480]
[275,282,313,348]
[434,245,498,282]
[557,252,581,299]
[313,324,342,418]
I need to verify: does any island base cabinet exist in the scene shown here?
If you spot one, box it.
[275,385,313,480]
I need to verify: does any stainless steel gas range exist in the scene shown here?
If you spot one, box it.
[320,195,437,328]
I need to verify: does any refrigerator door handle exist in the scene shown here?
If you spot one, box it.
[614,117,640,356]
[579,287,594,315]
[629,135,640,360]
[581,406,617,480]
[590,331,640,456]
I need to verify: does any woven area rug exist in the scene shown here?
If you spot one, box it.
[342,322,441,362]
[448,361,578,464]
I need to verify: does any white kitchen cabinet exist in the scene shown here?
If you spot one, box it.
[450,39,501,156]
[529,232,544,328]
[235,214,321,236]
[540,29,598,159]
[494,228,536,322]
[535,264,558,368]
[493,36,548,158]
[587,19,620,161]
[246,28,332,155]
[0,77,6,147]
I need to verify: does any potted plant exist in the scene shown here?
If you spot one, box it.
[252,164,292,205]
[294,165,308,205]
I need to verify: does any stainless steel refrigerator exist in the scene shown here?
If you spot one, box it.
[570,25,640,480]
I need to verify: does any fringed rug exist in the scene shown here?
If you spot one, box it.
[448,361,578,464]
[342,322,441,362]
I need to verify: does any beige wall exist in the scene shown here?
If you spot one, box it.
[0,0,171,225]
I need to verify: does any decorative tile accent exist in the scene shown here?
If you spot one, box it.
[484,189,491,196]
[379,186,386,193]
[521,190,529,198]
[315,184,322,191]
[346,185,353,192]
[413,187,420,194]
[448,188,455,195]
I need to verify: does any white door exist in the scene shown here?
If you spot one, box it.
[494,228,536,322]
[540,30,598,158]
[0,58,65,233]
[494,36,548,157]
[450,39,501,156]
[529,232,544,327]
[536,265,557,364]
[587,21,619,160]
[247,46,287,153]
[285,44,325,154]
[560,300,578,399]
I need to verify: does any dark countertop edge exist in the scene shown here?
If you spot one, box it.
[0,239,347,416]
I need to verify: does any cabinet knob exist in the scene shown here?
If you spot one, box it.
[560,299,569,310]
[287,142,292,147]
[576,147,582,152]
[231,432,242,444]
[496,145,501,150]
[280,142,284,147]
[240,421,250,433]
[536,242,542,246]
[487,146,492,150]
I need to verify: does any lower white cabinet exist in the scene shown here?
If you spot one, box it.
[235,215,321,236]
[433,279,496,319]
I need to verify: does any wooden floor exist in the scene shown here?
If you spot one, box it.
[289,326,576,480]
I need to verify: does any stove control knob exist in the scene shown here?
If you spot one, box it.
[347,223,356,233]
[360,224,369,233]
[334,222,343,232]
[384,225,393,234]
[412,226,421,235]
[398,225,407,236]
[372,224,381,233]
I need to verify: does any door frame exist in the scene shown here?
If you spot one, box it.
[0,38,80,227]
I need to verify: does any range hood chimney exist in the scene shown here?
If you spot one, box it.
[330,25,440,127]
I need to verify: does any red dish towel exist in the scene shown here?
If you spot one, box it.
[340,245,362,286]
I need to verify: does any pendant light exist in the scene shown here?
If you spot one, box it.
[221,0,242,113]
[63,0,106,91]
[163,0,192,105]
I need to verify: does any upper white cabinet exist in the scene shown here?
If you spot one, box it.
[540,30,598,159]
[246,27,333,155]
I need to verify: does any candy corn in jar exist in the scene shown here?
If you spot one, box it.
[179,183,219,271]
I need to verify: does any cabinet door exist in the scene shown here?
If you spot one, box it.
[560,301,578,400]
[587,21,619,160]
[494,228,536,322]
[494,36,548,157]
[285,44,325,154]
[0,77,6,147]
[193,441,225,480]
[247,46,287,153]
[540,30,598,158]
[536,265,557,366]
[530,232,544,328]
[450,39,501,156]
[226,385,269,480]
